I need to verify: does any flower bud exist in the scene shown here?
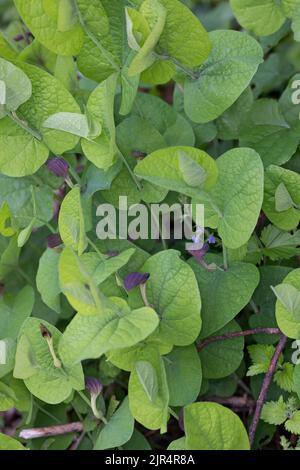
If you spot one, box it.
[85,377,103,398]
[124,272,150,291]
[47,233,63,249]
[46,157,69,178]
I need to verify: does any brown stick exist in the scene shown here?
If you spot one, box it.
[205,395,255,410]
[197,327,280,352]
[19,422,83,440]
[248,333,287,448]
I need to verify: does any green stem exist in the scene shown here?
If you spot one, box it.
[77,391,108,425]
[118,149,143,191]
[139,283,150,307]
[69,165,82,185]
[8,111,42,141]
[222,241,228,271]
[86,236,104,259]
[46,337,62,369]
[154,52,198,80]
[168,408,179,420]
[249,298,260,314]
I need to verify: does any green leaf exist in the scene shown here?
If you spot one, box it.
[274,270,300,338]
[76,0,121,82]
[0,286,34,340]
[179,152,207,187]
[0,236,20,281]
[94,396,134,450]
[247,344,277,376]
[285,410,300,434]
[0,174,54,230]
[81,74,118,170]
[199,320,244,379]
[261,396,288,425]
[13,318,84,404]
[36,249,61,313]
[0,338,16,379]
[0,381,17,411]
[0,203,15,237]
[129,250,202,346]
[157,0,211,68]
[128,345,169,432]
[293,363,300,399]
[0,433,26,450]
[130,92,195,147]
[260,226,300,261]
[0,32,18,61]
[43,112,90,138]
[263,165,300,231]
[58,187,87,255]
[274,363,295,392]
[127,1,167,76]
[135,360,158,402]
[184,30,263,123]
[275,183,296,212]
[135,146,218,197]
[59,247,105,315]
[239,99,300,168]
[189,255,259,338]
[164,345,202,406]
[0,58,32,117]
[272,284,300,315]
[198,148,264,249]
[184,402,250,450]
[58,298,159,365]
[17,218,36,248]
[230,0,300,36]
[14,0,84,55]
[0,63,80,177]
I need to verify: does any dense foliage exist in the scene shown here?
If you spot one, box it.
[0,0,300,451]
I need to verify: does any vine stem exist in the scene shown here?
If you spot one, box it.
[19,422,83,440]
[222,241,228,270]
[248,333,287,448]
[197,327,281,352]
[8,111,42,141]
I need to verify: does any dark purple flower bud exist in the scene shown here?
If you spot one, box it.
[46,157,69,178]
[124,272,150,291]
[14,34,24,42]
[40,323,52,339]
[187,243,209,263]
[208,235,216,245]
[85,377,103,397]
[131,150,147,160]
[178,409,185,432]
[47,233,62,249]
[106,250,119,258]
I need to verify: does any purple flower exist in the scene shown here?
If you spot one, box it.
[106,251,119,258]
[47,233,62,249]
[208,234,216,245]
[131,150,147,160]
[187,243,209,263]
[124,272,150,291]
[46,157,69,178]
[40,324,52,339]
[13,34,24,42]
[85,377,103,397]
